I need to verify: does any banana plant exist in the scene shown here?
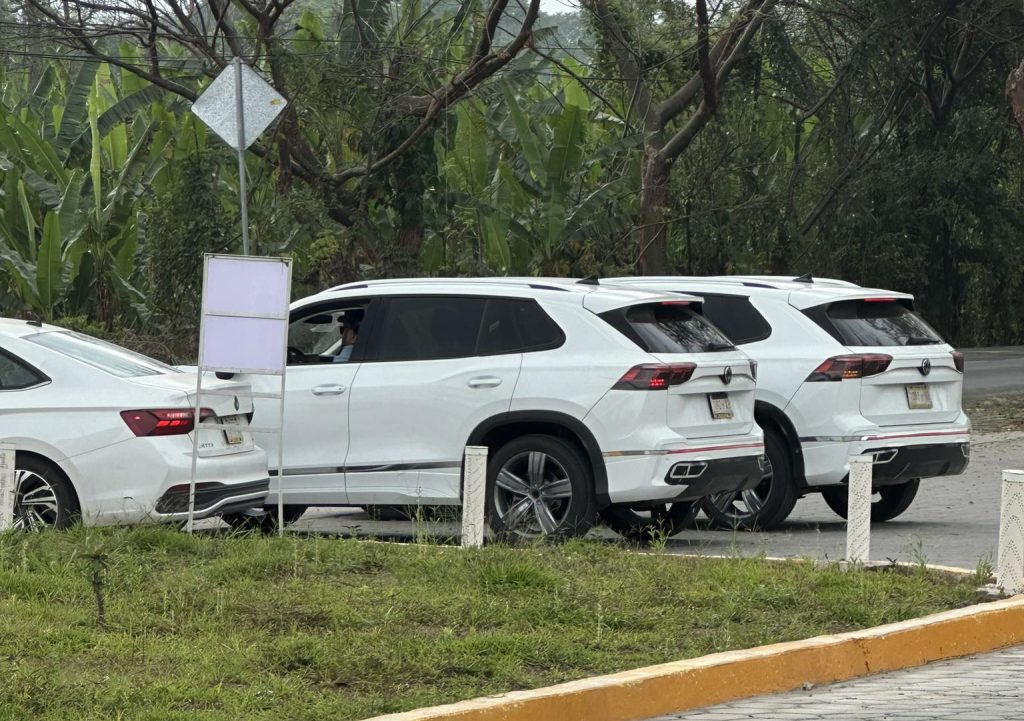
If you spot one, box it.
[0,57,174,322]
[433,63,641,275]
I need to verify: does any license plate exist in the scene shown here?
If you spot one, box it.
[906,384,933,410]
[708,392,733,420]
[221,415,245,445]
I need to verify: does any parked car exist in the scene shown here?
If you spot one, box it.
[610,275,970,529]
[0,319,270,529]
[221,277,765,540]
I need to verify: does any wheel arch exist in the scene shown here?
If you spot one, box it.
[14,449,83,516]
[754,401,806,488]
[466,411,610,507]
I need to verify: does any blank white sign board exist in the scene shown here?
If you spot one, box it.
[199,255,291,374]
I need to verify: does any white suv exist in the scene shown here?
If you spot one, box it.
[612,275,970,529]
[223,278,765,540]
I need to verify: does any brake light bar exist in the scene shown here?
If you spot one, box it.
[862,297,898,303]
[952,350,964,373]
[805,354,892,382]
[121,408,215,437]
[614,363,697,390]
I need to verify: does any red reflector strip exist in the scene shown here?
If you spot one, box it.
[666,442,765,455]
[862,430,970,442]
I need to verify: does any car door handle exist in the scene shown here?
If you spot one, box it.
[467,376,502,389]
[312,384,347,396]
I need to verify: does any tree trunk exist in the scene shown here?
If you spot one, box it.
[638,151,672,275]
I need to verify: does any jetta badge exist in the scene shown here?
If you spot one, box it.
[233,396,240,411]
[919,359,931,377]
[721,367,733,385]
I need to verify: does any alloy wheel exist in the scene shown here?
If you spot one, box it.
[13,468,61,530]
[707,454,773,523]
[493,450,573,537]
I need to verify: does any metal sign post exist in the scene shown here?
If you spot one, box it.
[191,59,287,256]
[187,254,292,535]
[0,443,15,531]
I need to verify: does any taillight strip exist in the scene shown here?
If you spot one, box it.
[799,429,970,443]
[604,442,764,458]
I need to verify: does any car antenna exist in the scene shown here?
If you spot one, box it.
[577,275,600,286]
[25,317,42,327]
[793,273,814,284]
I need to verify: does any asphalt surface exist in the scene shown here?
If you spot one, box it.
[962,346,1024,399]
[646,645,1024,721]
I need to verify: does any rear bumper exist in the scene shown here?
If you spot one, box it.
[602,434,765,504]
[862,442,969,486]
[662,454,765,502]
[154,478,271,516]
[800,421,970,487]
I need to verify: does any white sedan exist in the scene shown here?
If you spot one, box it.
[0,318,269,529]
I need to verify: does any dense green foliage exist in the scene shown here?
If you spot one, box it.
[1,0,1023,350]
[0,526,983,719]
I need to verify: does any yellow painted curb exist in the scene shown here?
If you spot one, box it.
[365,595,1024,721]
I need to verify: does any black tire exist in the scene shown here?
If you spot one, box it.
[13,455,77,530]
[486,434,597,541]
[700,427,798,531]
[601,501,696,543]
[222,504,307,533]
[821,479,920,522]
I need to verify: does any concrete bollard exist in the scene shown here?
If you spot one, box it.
[997,470,1024,595]
[846,455,873,564]
[461,446,488,549]
[0,444,15,531]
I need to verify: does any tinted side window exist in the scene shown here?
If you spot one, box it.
[809,300,944,347]
[0,350,47,390]
[698,294,772,345]
[376,297,486,361]
[476,299,565,355]
[600,303,734,353]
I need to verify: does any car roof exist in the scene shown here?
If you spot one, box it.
[607,275,914,310]
[0,318,62,339]
[310,277,703,313]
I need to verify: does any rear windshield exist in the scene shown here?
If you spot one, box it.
[810,300,944,347]
[25,331,179,378]
[600,303,735,354]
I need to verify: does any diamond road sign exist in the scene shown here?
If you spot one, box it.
[191,61,287,149]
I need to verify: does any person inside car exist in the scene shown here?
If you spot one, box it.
[333,311,362,363]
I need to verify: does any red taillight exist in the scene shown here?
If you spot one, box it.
[614,363,697,390]
[749,360,758,381]
[952,351,965,373]
[120,408,215,437]
[863,297,898,303]
[805,354,892,382]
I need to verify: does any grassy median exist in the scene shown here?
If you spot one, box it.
[0,526,985,721]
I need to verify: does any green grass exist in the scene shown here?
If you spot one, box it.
[0,526,984,721]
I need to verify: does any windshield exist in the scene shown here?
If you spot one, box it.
[600,303,735,353]
[25,331,180,378]
[816,300,944,347]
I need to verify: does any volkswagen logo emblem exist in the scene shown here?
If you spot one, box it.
[919,359,931,377]
[721,367,733,385]
[233,396,240,411]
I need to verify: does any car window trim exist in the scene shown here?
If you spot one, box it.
[0,346,52,391]
[287,297,377,366]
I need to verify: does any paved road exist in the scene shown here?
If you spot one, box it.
[646,645,1024,721]
[295,431,1024,570]
[963,346,1024,399]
